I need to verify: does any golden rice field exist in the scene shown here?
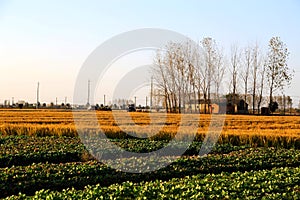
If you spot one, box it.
[0,109,300,148]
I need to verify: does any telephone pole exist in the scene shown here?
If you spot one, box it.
[150,76,153,112]
[146,96,148,108]
[36,82,39,109]
[87,80,91,106]
[283,94,286,115]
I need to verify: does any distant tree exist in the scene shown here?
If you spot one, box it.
[250,43,263,114]
[266,37,293,112]
[153,41,195,113]
[230,45,241,104]
[241,45,252,110]
[287,96,292,114]
[210,41,225,104]
[269,101,279,113]
[200,37,219,113]
[257,59,266,114]
[273,95,283,109]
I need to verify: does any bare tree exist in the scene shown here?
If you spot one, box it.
[213,48,225,103]
[230,45,241,104]
[257,59,266,114]
[183,40,198,113]
[287,96,292,114]
[193,43,205,113]
[153,41,198,113]
[251,43,262,114]
[266,36,293,111]
[241,45,252,111]
[200,37,221,113]
[153,50,172,112]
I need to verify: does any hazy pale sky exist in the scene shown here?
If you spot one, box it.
[0,0,300,105]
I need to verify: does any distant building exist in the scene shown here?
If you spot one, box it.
[185,99,220,114]
[261,107,270,115]
[127,104,136,112]
[4,100,10,107]
[226,94,248,114]
[17,100,26,105]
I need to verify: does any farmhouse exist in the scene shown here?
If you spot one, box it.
[226,94,249,114]
[185,95,248,114]
[185,99,220,114]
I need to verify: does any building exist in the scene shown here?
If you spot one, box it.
[226,94,248,114]
[185,99,220,114]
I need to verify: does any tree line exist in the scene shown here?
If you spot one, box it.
[152,36,293,114]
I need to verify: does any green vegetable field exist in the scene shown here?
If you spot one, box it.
[1,136,299,199]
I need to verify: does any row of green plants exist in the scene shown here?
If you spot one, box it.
[0,136,250,167]
[0,136,85,167]
[6,166,300,199]
[1,147,299,197]
[0,136,251,154]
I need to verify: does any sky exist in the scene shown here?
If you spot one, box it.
[0,0,300,106]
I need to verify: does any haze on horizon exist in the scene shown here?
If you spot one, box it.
[0,0,300,106]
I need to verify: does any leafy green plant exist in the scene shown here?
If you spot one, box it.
[0,147,299,198]
[5,166,300,199]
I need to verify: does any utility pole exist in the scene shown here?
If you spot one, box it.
[150,76,153,112]
[36,82,39,109]
[56,97,58,106]
[134,96,137,107]
[65,97,67,105]
[283,94,286,115]
[146,96,148,108]
[104,94,106,106]
[290,97,292,115]
[87,80,91,106]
